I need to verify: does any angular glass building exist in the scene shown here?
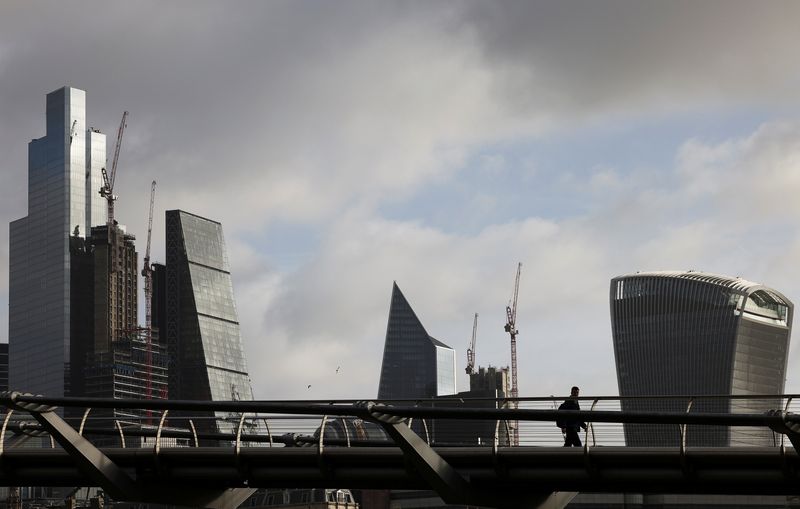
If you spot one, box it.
[378,283,456,400]
[164,210,256,432]
[610,271,793,446]
[9,87,106,396]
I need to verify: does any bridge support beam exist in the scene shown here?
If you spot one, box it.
[358,401,473,505]
[7,394,139,501]
[2,392,254,509]
[767,409,800,452]
[359,402,573,509]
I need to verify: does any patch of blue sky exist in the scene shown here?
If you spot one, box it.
[379,106,778,236]
[252,220,322,272]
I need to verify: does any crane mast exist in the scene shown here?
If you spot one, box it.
[504,262,522,445]
[69,120,78,145]
[100,111,128,226]
[142,180,156,401]
[465,313,478,375]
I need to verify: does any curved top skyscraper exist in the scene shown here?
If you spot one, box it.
[610,271,793,446]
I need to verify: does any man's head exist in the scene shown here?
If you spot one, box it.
[570,386,580,398]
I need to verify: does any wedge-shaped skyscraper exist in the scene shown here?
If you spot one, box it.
[378,283,456,400]
[163,210,258,435]
[611,271,793,446]
[165,210,255,404]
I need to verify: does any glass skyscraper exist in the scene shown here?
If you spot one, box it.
[9,87,106,397]
[610,271,793,446]
[164,210,256,432]
[378,283,456,400]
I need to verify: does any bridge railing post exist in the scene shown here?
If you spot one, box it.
[235,413,246,456]
[114,420,126,448]
[261,417,273,447]
[680,397,694,463]
[188,419,199,447]
[340,417,351,447]
[0,409,13,455]
[155,409,169,459]
[318,415,328,456]
[781,397,793,454]
[583,398,599,452]
[78,407,92,436]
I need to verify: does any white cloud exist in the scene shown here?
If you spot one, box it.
[678,122,800,222]
[242,120,800,399]
[244,210,614,398]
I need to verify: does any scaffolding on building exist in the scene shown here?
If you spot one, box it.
[84,327,169,432]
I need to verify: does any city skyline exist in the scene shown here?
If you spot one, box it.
[2,2,800,400]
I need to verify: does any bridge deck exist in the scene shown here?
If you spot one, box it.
[0,446,797,494]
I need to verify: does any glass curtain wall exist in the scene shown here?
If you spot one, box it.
[610,272,792,447]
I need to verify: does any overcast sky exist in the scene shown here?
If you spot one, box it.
[2,1,800,400]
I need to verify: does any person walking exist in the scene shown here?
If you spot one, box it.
[557,386,587,447]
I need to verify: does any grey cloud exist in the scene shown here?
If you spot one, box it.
[459,1,800,117]
[4,0,797,242]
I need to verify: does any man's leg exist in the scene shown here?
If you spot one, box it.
[567,429,582,447]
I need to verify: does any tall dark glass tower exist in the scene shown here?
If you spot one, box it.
[9,87,106,396]
[378,283,456,400]
[164,210,255,432]
[610,271,793,446]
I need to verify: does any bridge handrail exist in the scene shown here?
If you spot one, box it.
[4,393,798,410]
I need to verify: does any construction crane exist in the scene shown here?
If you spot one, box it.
[465,313,478,375]
[100,111,128,226]
[142,180,156,402]
[69,120,78,145]
[504,262,522,445]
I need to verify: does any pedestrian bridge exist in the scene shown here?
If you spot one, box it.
[2,392,800,509]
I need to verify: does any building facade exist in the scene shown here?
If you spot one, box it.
[378,283,456,400]
[90,224,138,355]
[431,366,511,446]
[163,210,256,432]
[0,343,8,392]
[610,271,793,447]
[9,87,106,396]
[151,262,167,344]
[84,330,169,424]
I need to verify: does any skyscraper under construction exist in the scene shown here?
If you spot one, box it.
[79,224,168,409]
